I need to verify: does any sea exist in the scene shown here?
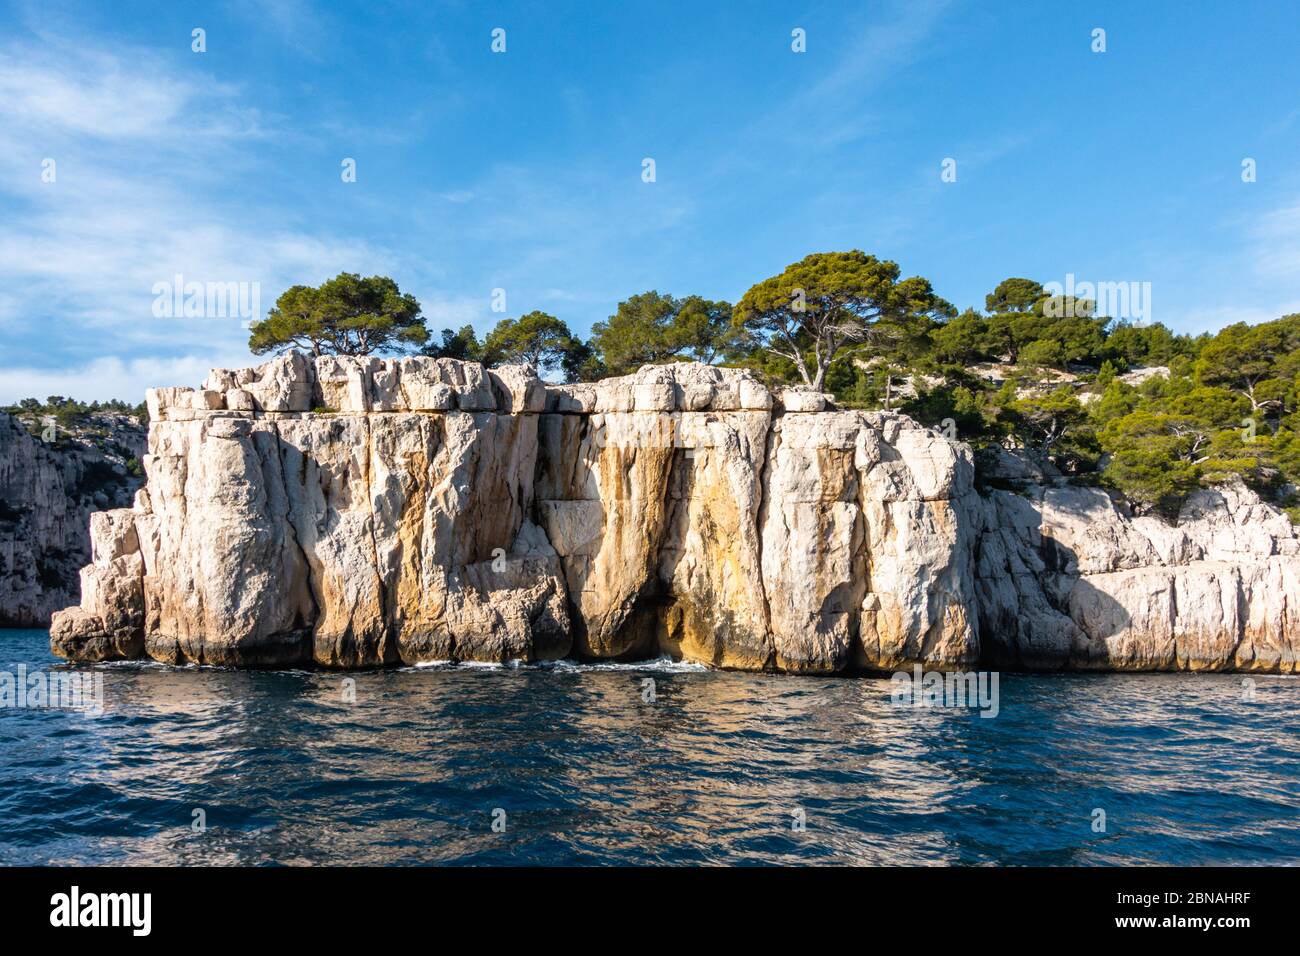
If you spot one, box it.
[2,628,1297,865]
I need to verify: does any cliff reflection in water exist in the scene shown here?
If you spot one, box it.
[2,629,1297,865]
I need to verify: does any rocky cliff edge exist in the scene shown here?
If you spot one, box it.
[1,411,145,626]
[49,354,1300,673]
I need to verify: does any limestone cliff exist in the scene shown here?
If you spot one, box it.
[976,479,1300,672]
[0,411,145,626]
[49,356,1299,674]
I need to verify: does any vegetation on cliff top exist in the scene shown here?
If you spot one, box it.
[12,254,1296,523]
[248,273,427,357]
[0,401,147,502]
[1,396,146,426]
[166,259,1285,521]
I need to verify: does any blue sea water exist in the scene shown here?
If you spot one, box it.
[1,627,1297,866]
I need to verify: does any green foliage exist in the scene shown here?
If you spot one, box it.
[482,311,584,378]
[902,379,1006,440]
[248,273,427,356]
[422,325,483,362]
[977,309,1108,367]
[931,309,993,364]
[2,396,144,428]
[1098,410,1205,515]
[589,291,687,374]
[671,296,740,365]
[558,337,606,383]
[830,279,1300,519]
[985,277,1044,313]
[733,250,954,390]
[1195,314,1300,418]
[1090,324,1300,513]
[1007,387,1088,454]
[1104,321,1194,367]
[1017,314,1108,368]
[1,397,146,459]
[589,291,739,376]
[1088,379,1137,423]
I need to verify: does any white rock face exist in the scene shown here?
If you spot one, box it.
[0,411,145,626]
[974,479,1300,672]
[756,411,980,672]
[49,357,1300,674]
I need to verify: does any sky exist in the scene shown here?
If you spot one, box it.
[2,0,1300,402]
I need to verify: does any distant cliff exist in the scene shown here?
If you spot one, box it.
[49,355,1300,673]
[0,411,146,626]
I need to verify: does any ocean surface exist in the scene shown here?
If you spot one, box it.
[1,627,1297,866]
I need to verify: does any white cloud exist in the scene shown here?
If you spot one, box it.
[1250,201,1300,284]
[0,32,393,398]
[0,49,189,138]
[1176,198,1300,332]
[744,0,955,151]
[0,353,251,405]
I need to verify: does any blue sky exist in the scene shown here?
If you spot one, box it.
[2,0,1299,401]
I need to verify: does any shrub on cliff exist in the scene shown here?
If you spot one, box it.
[880,287,1300,519]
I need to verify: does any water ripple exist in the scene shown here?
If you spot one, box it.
[1,630,1298,864]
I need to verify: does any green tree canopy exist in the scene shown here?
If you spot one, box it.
[981,291,1105,366]
[984,277,1045,314]
[589,291,739,376]
[1196,314,1300,418]
[733,251,953,390]
[669,295,739,365]
[481,311,582,377]
[1007,387,1090,459]
[1014,314,1108,368]
[931,309,993,365]
[422,325,483,362]
[248,273,427,356]
[1104,321,1193,368]
[589,291,684,375]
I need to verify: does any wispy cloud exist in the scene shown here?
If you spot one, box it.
[0,52,189,138]
[0,31,389,399]
[0,354,252,405]
[744,0,956,151]
[1177,196,1300,332]
[1250,201,1300,284]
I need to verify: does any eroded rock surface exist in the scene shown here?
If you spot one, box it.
[974,479,1300,672]
[49,357,1299,673]
[1,411,145,626]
